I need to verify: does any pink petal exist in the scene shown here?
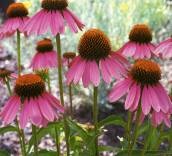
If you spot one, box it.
[125,83,137,110]
[28,98,42,126]
[82,61,91,87]
[148,86,160,112]
[129,84,141,112]
[141,86,151,115]
[38,96,55,121]
[100,59,111,83]
[89,61,100,87]
[1,96,20,125]
[19,100,30,128]
[108,78,132,102]
[43,92,64,113]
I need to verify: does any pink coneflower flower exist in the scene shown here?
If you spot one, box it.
[108,59,172,115]
[23,0,84,36]
[0,3,29,38]
[66,28,129,87]
[151,111,171,128]
[119,24,156,59]
[0,74,64,128]
[63,52,76,67]
[30,38,58,70]
[154,37,172,58]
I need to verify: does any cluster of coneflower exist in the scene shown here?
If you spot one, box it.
[0,0,172,156]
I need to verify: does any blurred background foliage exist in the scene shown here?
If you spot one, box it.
[0,0,172,107]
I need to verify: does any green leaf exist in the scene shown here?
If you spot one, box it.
[98,115,126,128]
[0,150,10,156]
[0,126,17,134]
[27,122,62,154]
[68,119,89,140]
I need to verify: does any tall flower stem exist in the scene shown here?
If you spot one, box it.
[126,112,132,147]
[67,60,73,116]
[17,30,21,76]
[154,124,164,150]
[93,86,99,156]
[47,70,51,93]
[32,125,38,156]
[56,34,70,156]
[68,84,73,116]
[128,105,142,156]
[46,71,60,156]
[141,124,155,156]
[5,78,26,156]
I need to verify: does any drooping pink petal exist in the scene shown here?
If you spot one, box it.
[19,99,30,128]
[66,56,82,85]
[63,9,79,33]
[73,58,86,84]
[82,61,91,87]
[38,96,55,121]
[89,61,100,87]
[120,42,136,57]
[99,59,111,83]
[50,11,64,35]
[129,84,141,112]
[108,78,133,102]
[141,86,152,115]
[148,86,160,112]
[1,96,20,125]
[42,92,64,113]
[28,98,42,126]
[125,83,137,110]
[154,84,171,113]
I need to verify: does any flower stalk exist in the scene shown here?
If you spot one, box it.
[46,71,60,155]
[56,34,70,156]
[93,86,99,156]
[32,125,38,155]
[128,105,142,156]
[17,29,21,76]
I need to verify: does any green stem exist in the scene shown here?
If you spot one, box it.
[141,124,155,156]
[128,105,142,156]
[56,34,70,156]
[93,86,99,156]
[17,30,21,76]
[55,125,60,156]
[46,71,60,155]
[5,78,26,156]
[154,124,164,150]
[69,84,73,116]
[126,112,132,148]
[5,78,12,95]
[47,70,51,93]
[32,125,38,156]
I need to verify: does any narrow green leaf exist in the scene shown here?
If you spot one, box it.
[0,126,17,134]
[98,115,126,128]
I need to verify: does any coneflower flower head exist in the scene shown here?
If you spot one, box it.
[30,38,58,70]
[66,28,129,87]
[0,3,29,39]
[119,24,155,59]
[23,0,84,35]
[0,74,64,128]
[6,3,28,18]
[109,59,172,115]
[78,29,111,61]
